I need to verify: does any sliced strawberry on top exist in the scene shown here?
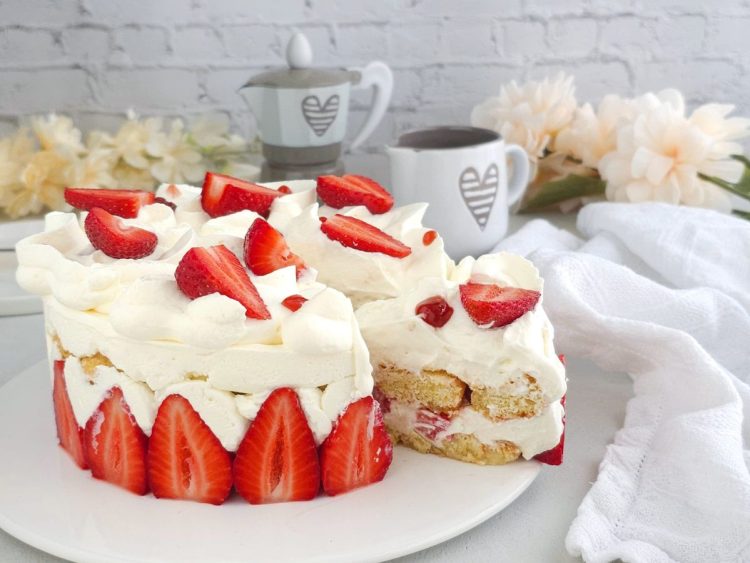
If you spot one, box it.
[317,175,394,214]
[244,218,306,277]
[535,394,566,466]
[148,394,233,505]
[459,282,541,328]
[84,207,158,259]
[201,172,282,218]
[83,386,148,495]
[65,188,155,218]
[234,388,320,504]
[320,214,411,258]
[320,397,393,496]
[52,359,88,469]
[175,245,271,320]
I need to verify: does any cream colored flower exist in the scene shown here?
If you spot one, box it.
[599,100,749,212]
[31,114,85,154]
[189,114,245,151]
[66,149,119,189]
[109,116,163,170]
[471,73,577,162]
[19,150,71,213]
[556,90,684,169]
[146,119,204,184]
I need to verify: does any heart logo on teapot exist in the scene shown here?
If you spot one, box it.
[459,163,499,230]
[301,94,340,137]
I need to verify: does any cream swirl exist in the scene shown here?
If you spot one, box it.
[282,202,454,306]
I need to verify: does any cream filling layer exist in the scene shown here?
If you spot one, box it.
[384,400,564,459]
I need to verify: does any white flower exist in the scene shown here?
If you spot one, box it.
[109,116,163,170]
[471,73,577,162]
[145,119,204,184]
[556,89,684,169]
[599,98,750,212]
[30,114,85,155]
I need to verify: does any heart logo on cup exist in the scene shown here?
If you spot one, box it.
[301,94,340,137]
[459,163,499,230]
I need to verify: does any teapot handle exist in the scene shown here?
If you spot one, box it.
[348,61,393,151]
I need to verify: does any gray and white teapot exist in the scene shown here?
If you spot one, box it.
[240,32,393,174]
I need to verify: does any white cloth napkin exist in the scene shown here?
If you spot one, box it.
[495,202,750,563]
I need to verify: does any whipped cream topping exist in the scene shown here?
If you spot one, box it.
[384,400,564,458]
[356,252,566,400]
[17,181,372,440]
[282,202,454,305]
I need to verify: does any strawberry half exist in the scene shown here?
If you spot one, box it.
[244,218,306,277]
[175,245,271,320]
[201,172,282,218]
[65,188,155,218]
[83,387,149,495]
[84,207,158,259]
[459,283,541,328]
[148,394,233,504]
[535,394,566,466]
[320,214,411,258]
[317,175,394,214]
[234,388,320,504]
[52,359,88,469]
[320,397,393,496]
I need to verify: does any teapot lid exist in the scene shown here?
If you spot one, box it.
[242,32,360,89]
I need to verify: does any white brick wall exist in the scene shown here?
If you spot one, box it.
[0,0,748,156]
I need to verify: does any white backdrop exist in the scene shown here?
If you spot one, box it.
[0,0,748,154]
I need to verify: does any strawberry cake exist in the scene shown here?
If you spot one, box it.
[15,171,565,505]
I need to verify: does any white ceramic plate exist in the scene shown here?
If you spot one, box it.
[0,252,42,316]
[0,362,540,563]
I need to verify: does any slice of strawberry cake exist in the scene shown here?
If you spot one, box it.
[16,181,392,504]
[356,253,567,465]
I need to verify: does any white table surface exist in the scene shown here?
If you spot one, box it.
[0,212,633,563]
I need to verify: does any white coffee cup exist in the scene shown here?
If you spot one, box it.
[387,126,530,258]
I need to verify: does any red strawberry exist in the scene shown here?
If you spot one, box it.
[148,395,233,504]
[558,354,566,366]
[535,395,566,466]
[320,397,393,496]
[317,175,394,214]
[320,214,411,258]
[83,387,148,495]
[414,408,451,441]
[52,359,88,469]
[201,172,282,218]
[422,229,438,246]
[175,245,270,320]
[277,185,292,195]
[415,295,454,328]
[459,283,541,328]
[84,207,158,259]
[372,386,391,414]
[244,218,306,277]
[65,188,155,218]
[282,294,308,312]
[234,388,320,504]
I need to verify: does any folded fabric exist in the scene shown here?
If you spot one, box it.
[496,202,750,563]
